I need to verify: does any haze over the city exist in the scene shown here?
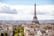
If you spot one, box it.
[0,0,54,20]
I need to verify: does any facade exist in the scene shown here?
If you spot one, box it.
[24,24,38,36]
[0,24,13,36]
[23,24,54,36]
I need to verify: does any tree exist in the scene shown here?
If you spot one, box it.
[13,27,24,36]
[14,33,19,36]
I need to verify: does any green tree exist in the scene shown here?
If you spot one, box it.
[14,33,19,36]
[13,27,24,36]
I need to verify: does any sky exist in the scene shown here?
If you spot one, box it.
[0,0,54,20]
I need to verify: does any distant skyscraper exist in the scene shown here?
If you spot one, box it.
[32,3,39,24]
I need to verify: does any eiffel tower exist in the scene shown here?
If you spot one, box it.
[32,3,39,24]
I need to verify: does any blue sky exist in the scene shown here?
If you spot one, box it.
[36,0,54,5]
[0,0,35,5]
[0,0,54,20]
[0,0,54,5]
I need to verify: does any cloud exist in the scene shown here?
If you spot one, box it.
[36,5,54,15]
[10,5,54,20]
[0,3,17,14]
[0,2,54,20]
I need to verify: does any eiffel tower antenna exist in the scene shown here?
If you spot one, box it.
[32,0,39,24]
